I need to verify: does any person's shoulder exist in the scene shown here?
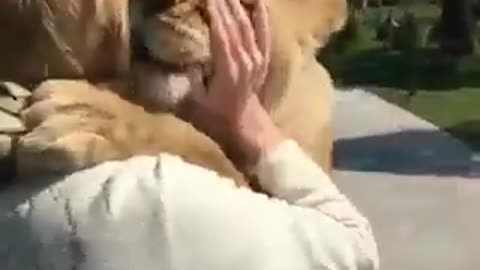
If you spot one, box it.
[61,152,223,199]
[20,154,178,218]
[64,154,171,190]
[23,154,168,206]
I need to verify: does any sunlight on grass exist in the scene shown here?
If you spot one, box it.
[322,2,480,150]
[372,87,480,150]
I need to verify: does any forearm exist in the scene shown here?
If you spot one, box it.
[254,139,380,270]
[255,139,363,222]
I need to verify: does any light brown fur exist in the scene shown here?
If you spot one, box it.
[18,80,249,186]
[0,0,130,83]
[10,0,347,185]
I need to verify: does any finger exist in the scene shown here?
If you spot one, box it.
[207,0,235,77]
[217,0,256,97]
[252,0,270,62]
[227,0,262,66]
[227,0,263,94]
[252,0,271,92]
[217,0,240,38]
[215,0,248,85]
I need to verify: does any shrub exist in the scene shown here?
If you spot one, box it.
[426,19,441,45]
[392,12,422,52]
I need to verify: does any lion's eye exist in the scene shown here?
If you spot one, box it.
[143,0,176,16]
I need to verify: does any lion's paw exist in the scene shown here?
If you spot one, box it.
[17,80,122,176]
[17,123,118,177]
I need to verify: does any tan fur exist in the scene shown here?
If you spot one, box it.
[130,0,347,173]
[18,80,248,186]
[0,0,129,83]
[11,0,347,184]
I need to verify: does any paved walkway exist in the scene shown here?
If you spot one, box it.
[332,89,480,270]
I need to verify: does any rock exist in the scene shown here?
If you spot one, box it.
[0,134,12,159]
[0,96,25,115]
[0,136,13,160]
[0,134,15,186]
[0,110,25,133]
[0,81,31,99]
[0,83,29,185]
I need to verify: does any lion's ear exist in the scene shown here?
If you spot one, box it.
[313,0,348,48]
[328,0,348,34]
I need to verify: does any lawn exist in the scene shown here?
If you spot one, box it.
[320,2,480,152]
[372,87,480,151]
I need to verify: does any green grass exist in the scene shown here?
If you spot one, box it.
[363,2,441,25]
[332,47,480,90]
[372,87,480,151]
[406,2,441,19]
[321,3,480,151]
[328,47,480,151]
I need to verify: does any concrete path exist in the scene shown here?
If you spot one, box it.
[332,89,480,270]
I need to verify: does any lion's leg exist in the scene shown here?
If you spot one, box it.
[268,61,335,178]
[313,123,334,176]
[18,79,249,186]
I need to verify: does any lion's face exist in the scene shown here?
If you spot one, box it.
[131,0,210,69]
[130,0,347,109]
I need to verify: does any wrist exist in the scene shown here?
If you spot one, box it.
[235,114,286,172]
[252,122,286,160]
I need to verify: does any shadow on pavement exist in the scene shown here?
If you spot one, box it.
[333,128,479,177]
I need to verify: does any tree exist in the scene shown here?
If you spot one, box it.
[349,0,368,11]
[439,0,475,55]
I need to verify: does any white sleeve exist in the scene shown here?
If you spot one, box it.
[0,140,378,270]
[255,139,380,269]
[157,139,379,270]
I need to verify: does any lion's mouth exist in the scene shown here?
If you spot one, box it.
[132,18,212,77]
[135,45,210,88]
[132,38,209,111]
[128,0,261,111]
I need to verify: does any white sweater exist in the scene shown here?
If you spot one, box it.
[0,140,379,270]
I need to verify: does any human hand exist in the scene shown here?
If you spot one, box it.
[185,0,285,170]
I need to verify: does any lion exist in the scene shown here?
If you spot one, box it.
[17,79,249,186]
[7,0,347,187]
